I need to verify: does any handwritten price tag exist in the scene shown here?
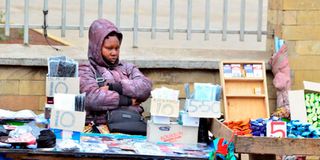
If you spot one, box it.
[266,121,287,138]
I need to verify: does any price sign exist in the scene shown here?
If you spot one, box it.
[50,109,86,132]
[46,77,79,97]
[150,99,180,117]
[266,121,287,138]
[185,99,221,118]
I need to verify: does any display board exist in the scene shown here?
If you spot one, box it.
[220,61,269,121]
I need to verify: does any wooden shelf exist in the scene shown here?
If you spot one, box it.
[224,77,264,81]
[220,61,270,121]
[225,94,266,98]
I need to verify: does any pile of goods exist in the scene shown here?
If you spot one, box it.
[223,119,251,136]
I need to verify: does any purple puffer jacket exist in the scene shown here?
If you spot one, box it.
[79,19,152,124]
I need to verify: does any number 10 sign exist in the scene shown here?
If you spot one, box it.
[266,121,287,138]
[150,99,180,117]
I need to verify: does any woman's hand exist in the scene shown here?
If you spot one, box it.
[100,85,109,91]
[132,98,141,106]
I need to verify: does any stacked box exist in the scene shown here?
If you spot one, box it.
[289,81,320,128]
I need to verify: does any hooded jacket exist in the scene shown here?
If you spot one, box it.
[79,19,152,124]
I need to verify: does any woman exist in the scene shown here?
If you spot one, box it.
[79,19,152,128]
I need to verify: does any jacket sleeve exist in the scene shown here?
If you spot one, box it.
[120,64,152,102]
[79,63,120,111]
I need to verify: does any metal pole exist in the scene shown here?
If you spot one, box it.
[5,0,10,36]
[187,0,192,40]
[169,0,174,40]
[204,0,210,40]
[24,0,30,45]
[257,0,263,42]
[240,0,246,41]
[98,0,103,19]
[222,0,228,41]
[116,0,121,27]
[151,0,157,39]
[133,0,139,48]
[61,0,66,37]
[79,0,85,37]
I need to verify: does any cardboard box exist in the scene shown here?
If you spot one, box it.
[231,64,242,77]
[244,64,254,77]
[147,121,198,144]
[46,77,80,97]
[289,81,320,123]
[223,64,232,78]
[178,111,199,127]
[253,64,263,78]
[151,116,171,124]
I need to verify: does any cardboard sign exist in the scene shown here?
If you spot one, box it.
[54,93,76,111]
[147,121,198,144]
[184,99,221,118]
[289,90,307,123]
[46,77,80,97]
[50,109,85,132]
[150,99,180,117]
[289,81,320,123]
[267,121,287,138]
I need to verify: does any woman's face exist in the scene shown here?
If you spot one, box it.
[101,35,120,64]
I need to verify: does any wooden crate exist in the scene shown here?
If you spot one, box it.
[220,61,270,121]
[211,118,320,158]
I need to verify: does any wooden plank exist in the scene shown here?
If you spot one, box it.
[248,154,276,160]
[224,81,265,96]
[211,118,234,142]
[235,136,320,156]
[227,98,268,121]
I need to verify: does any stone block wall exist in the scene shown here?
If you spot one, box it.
[268,0,320,89]
[0,66,277,115]
[0,66,47,113]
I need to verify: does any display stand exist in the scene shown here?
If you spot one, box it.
[219,61,269,121]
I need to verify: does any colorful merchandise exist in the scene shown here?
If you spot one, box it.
[250,118,267,137]
[209,137,236,160]
[305,93,320,128]
[287,120,320,138]
[223,119,251,136]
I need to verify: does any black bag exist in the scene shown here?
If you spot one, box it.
[107,108,147,135]
[93,65,147,136]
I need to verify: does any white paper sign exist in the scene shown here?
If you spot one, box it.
[150,99,180,117]
[267,121,287,138]
[54,93,76,111]
[50,109,86,132]
[46,77,80,97]
[185,99,221,118]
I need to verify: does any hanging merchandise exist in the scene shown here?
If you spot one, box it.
[269,37,291,118]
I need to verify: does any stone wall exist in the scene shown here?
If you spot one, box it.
[0,66,277,115]
[268,0,320,89]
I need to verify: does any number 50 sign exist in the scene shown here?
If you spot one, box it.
[267,121,287,138]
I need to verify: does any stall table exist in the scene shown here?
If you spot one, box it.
[0,148,207,160]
